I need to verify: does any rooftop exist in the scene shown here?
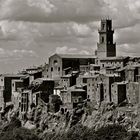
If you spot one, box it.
[100,56,129,61]
[90,64,100,67]
[113,81,128,85]
[61,74,72,78]
[69,86,85,92]
[0,74,26,78]
[51,53,96,59]
[101,73,120,77]
[106,66,120,70]
[54,85,64,89]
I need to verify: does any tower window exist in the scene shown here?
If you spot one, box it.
[107,25,111,30]
[101,37,104,43]
[102,23,105,30]
[54,60,58,66]
[51,67,53,72]
[58,67,60,71]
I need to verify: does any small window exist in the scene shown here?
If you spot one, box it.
[108,25,110,30]
[58,67,60,71]
[1,79,3,82]
[51,67,53,72]
[54,60,58,65]
[102,23,105,30]
[101,36,104,43]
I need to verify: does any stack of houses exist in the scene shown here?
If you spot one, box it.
[0,19,140,115]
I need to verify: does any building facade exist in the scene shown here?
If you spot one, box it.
[48,53,96,79]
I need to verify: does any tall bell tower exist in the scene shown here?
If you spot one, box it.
[95,19,116,58]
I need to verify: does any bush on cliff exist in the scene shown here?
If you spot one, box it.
[0,119,40,140]
[43,124,140,140]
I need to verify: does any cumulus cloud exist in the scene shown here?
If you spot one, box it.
[55,46,90,55]
[0,0,56,22]
[0,0,139,73]
[106,0,140,29]
[117,43,140,56]
[116,24,140,45]
[0,48,37,59]
[0,0,109,23]
[72,23,93,37]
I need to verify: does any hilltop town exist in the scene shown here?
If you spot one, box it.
[0,19,140,139]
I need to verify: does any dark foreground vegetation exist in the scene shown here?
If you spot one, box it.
[0,119,139,140]
[0,119,39,140]
[43,124,139,140]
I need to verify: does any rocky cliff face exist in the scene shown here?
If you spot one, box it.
[1,102,140,140]
[22,102,140,138]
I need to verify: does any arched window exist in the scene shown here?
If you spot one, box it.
[54,60,58,66]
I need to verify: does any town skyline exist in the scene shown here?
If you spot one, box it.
[0,0,140,73]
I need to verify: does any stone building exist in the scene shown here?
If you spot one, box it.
[86,75,99,103]
[60,71,79,88]
[95,74,122,104]
[60,85,87,110]
[20,78,54,113]
[30,78,54,103]
[48,53,96,79]
[21,67,43,84]
[105,66,119,75]
[0,86,4,112]
[90,64,100,72]
[125,64,140,82]
[111,81,127,105]
[0,74,26,104]
[42,63,49,78]
[12,79,24,110]
[126,82,140,105]
[20,90,32,113]
[99,56,130,69]
[81,73,122,105]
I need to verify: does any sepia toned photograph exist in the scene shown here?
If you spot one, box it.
[0,0,140,139]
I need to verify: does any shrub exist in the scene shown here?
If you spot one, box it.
[0,127,40,140]
[42,124,140,140]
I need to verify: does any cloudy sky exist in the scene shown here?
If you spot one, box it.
[0,0,140,73]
